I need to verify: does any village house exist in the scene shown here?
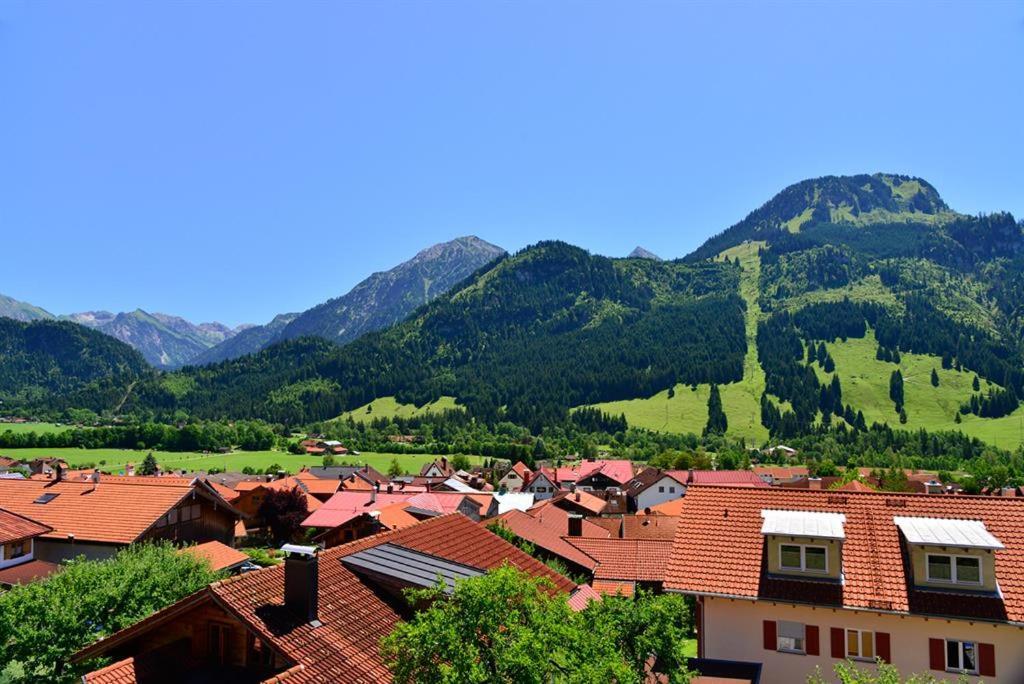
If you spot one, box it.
[627,468,690,511]
[665,485,1024,683]
[523,467,560,500]
[73,514,578,683]
[0,474,242,563]
[0,506,57,587]
[498,461,531,492]
[179,540,257,575]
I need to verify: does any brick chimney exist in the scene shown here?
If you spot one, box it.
[282,544,320,625]
[567,513,583,537]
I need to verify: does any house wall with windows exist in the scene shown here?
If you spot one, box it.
[908,545,997,591]
[0,538,34,569]
[634,476,685,510]
[523,475,558,501]
[699,596,1020,683]
[764,535,842,579]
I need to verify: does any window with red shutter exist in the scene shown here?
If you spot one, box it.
[763,620,776,651]
[875,632,891,663]
[979,643,995,678]
[929,638,945,671]
[805,625,820,656]
[830,628,844,658]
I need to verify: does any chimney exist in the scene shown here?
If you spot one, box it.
[370,482,378,504]
[386,483,394,494]
[808,477,822,490]
[925,480,943,495]
[282,545,320,625]
[54,463,64,483]
[567,513,583,537]
[574,492,581,502]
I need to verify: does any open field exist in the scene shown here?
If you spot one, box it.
[815,329,1024,449]
[0,422,73,435]
[0,447,482,476]
[337,395,462,423]
[587,243,770,442]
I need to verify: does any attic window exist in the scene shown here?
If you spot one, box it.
[33,493,59,504]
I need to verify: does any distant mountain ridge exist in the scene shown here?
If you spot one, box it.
[196,235,506,364]
[627,246,662,260]
[0,294,53,322]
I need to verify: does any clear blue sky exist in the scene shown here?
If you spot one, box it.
[2,1,1022,326]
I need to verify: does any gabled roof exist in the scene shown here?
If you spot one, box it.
[0,478,238,545]
[301,492,415,528]
[568,583,601,611]
[576,460,635,485]
[509,461,531,479]
[549,489,607,515]
[0,506,51,545]
[78,514,574,683]
[179,541,251,572]
[665,485,1024,623]
[564,537,673,582]
[627,468,688,495]
[493,510,599,571]
[752,465,809,479]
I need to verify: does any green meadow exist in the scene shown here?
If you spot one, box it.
[0,447,481,476]
[0,422,73,435]
[337,395,462,423]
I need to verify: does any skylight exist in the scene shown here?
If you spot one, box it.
[32,492,59,505]
[341,543,483,593]
[761,509,846,540]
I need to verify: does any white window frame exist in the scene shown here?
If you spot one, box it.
[776,621,806,654]
[945,639,978,675]
[925,553,983,586]
[779,543,829,573]
[845,629,875,661]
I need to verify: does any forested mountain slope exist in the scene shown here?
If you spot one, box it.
[125,242,745,428]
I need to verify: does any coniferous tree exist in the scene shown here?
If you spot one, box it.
[931,368,939,387]
[704,384,728,436]
[139,452,158,476]
[973,375,981,391]
[889,370,904,409]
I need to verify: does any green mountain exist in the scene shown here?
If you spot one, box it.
[189,312,298,366]
[124,242,744,428]
[0,318,150,409]
[687,173,957,262]
[64,310,248,370]
[0,294,54,322]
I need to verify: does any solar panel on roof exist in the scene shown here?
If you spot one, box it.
[341,543,484,593]
[32,492,59,505]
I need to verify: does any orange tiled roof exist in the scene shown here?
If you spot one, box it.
[82,657,148,684]
[621,515,679,540]
[645,497,686,516]
[204,479,240,502]
[568,583,601,611]
[686,470,767,487]
[0,479,207,544]
[565,537,673,582]
[665,485,1024,622]
[551,489,607,515]
[837,479,875,492]
[0,506,51,544]
[592,579,636,597]
[180,541,250,572]
[494,510,599,571]
[78,514,575,683]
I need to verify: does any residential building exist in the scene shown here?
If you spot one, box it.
[179,541,256,575]
[628,468,689,511]
[0,475,242,563]
[0,507,58,587]
[665,485,1024,683]
[753,465,810,486]
[523,467,559,500]
[74,514,577,683]
[498,461,532,492]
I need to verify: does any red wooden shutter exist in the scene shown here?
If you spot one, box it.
[928,638,945,671]
[806,625,820,656]
[979,643,996,678]
[763,620,777,650]
[875,632,891,663]
[830,628,845,658]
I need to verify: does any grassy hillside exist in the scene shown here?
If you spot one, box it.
[338,395,462,423]
[587,243,770,441]
[0,422,71,435]
[813,329,1024,448]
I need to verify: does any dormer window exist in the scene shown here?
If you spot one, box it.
[780,544,828,573]
[926,553,981,585]
[761,509,845,580]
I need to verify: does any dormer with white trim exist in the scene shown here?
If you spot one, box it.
[894,516,1003,594]
[761,509,846,581]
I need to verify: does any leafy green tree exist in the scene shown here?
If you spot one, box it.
[138,451,158,475]
[387,458,404,478]
[451,454,472,472]
[807,658,967,683]
[0,542,221,682]
[703,384,728,436]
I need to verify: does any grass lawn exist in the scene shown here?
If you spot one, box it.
[0,422,73,435]
[680,638,697,658]
[0,447,482,477]
[337,396,462,423]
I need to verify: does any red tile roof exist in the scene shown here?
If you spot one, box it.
[0,506,51,544]
[0,559,60,586]
[82,657,152,684]
[179,541,250,572]
[837,479,875,492]
[203,479,240,502]
[592,579,635,597]
[78,514,575,683]
[686,470,767,487]
[301,492,418,528]
[565,537,673,582]
[494,510,599,571]
[752,465,809,480]
[576,460,635,485]
[665,485,1024,622]
[0,479,230,545]
[568,583,601,611]
[645,498,687,516]
[621,515,679,540]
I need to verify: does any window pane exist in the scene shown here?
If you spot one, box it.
[962,642,976,671]
[947,640,960,669]
[957,557,981,583]
[780,545,802,568]
[805,547,827,571]
[847,630,859,657]
[929,555,952,581]
[861,632,874,659]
